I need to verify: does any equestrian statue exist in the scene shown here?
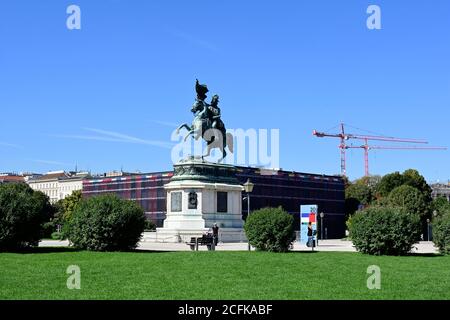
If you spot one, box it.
[176,79,234,163]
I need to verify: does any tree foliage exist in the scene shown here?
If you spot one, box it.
[244,207,295,252]
[56,190,83,223]
[375,172,404,198]
[344,175,381,218]
[0,183,53,251]
[355,175,381,192]
[402,169,433,203]
[65,194,146,251]
[345,183,372,217]
[376,169,431,202]
[388,185,428,219]
[431,197,450,218]
[346,183,372,205]
[433,212,450,255]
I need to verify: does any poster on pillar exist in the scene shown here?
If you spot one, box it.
[300,205,318,244]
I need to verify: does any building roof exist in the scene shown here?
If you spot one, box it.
[235,166,344,182]
[83,171,173,185]
[28,171,70,182]
[0,174,25,183]
[82,166,345,185]
[60,172,92,182]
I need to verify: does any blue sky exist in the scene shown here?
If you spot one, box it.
[0,0,449,181]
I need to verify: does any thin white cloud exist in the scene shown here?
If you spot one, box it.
[52,134,130,143]
[166,27,219,52]
[0,142,23,149]
[53,128,174,150]
[151,120,179,128]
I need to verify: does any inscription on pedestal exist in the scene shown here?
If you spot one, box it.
[171,192,182,212]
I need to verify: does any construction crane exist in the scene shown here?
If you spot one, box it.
[346,141,447,177]
[313,123,446,176]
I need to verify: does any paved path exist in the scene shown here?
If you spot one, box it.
[38,239,439,254]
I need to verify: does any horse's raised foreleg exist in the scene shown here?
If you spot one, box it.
[176,124,191,135]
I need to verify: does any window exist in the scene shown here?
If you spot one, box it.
[217,192,228,213]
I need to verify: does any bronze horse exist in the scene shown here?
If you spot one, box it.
[176,94,233,163]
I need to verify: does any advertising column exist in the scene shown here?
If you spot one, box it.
[300,205,318,246]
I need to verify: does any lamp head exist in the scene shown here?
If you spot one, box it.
[243,179,254,193]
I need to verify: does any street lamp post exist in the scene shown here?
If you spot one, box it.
[432,210,438,241]
[320,212,325,245]
[426,218,431,242]
[243,179,254,251]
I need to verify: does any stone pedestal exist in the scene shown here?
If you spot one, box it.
[156,158,245,243]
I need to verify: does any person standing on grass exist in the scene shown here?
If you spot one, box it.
[212,223,219,246]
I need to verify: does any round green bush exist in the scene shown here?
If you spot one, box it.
[244,207,295,252]
[433,213,450,255]
[349,206,421,255]
[0,183,52,251]
[65,194,146,251]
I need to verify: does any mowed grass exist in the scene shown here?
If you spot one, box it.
[0,249,449,300]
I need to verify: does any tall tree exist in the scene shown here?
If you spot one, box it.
[375,172,404,198]
[388,185,429,220]
[431,197,450,218]
[345,182,373,217]
[56,190,83,224]
[402,169,433,203]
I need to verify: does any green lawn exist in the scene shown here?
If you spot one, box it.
[0,249,449,300]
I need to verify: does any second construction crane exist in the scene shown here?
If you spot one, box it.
[313,123,446,177]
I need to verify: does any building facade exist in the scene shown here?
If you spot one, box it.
[27,171,89,203]
[236,167,345,239]
[83,172,173,224]
[58,172,91,199]
[83,167,346,239]
[431,182,450,201]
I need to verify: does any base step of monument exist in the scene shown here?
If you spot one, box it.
[143,228,247,243]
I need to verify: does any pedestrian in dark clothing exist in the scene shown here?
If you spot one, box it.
[212,223,219,246]
[307,222,313,247]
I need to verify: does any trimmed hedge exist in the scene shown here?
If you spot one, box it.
[0,183,52,251]
[65,194,146,251]
[349,206,421,255]
[433,213,450,255]
[244,207,295,252]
